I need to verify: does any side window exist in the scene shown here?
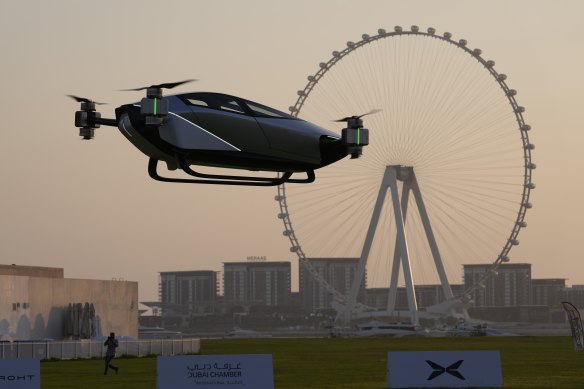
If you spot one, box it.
[184,93,212,107]
[218,98,245,114]
[183,93,247,115]
[185,98,208,107]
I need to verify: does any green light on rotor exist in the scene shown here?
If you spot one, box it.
[357,128,360,145]
[153,98,158,116]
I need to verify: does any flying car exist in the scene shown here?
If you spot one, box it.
[69,80,372,186]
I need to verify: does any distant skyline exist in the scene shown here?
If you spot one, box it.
[0,0,583,301]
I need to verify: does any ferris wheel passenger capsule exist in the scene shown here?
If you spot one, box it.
[501,256,510,262]
[290,246,300,252]
[459,39,467,46]
[297,90,305,96]
[427,27,436,35]
[394,26,403,33]
[332,51,341,57]
[486,60,495,67]
[525,143,535,150]
[517,221,528,227]
[377,28,386,35]
[444,32,452,39]
[527,163,537,170]
[515,106,525,113]
[526,182,536,189]
[473,48,482,55]
[411,25,419,32]
[278,213,288,219]
[288,106,298,113]
[362,34,370,40]
[319,62,327,69]
[511,239,520,245]
[523,202,533,209]
[346,41,355,48]
[507,89,517,96]
[498,74,507,81]
[521,124,531,131]
[283,230,294,236]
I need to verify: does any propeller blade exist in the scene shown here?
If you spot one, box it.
[358,109,382,118]
[155,79,198,89]
[66,95,106,105]
[333,109,382,122]
[120,79,198,91]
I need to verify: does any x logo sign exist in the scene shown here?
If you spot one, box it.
[426,359,465,381]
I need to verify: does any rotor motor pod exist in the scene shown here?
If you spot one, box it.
[74,101,101,140]
[341,117,369,158]
[140,87,170,126]
[120,80,195,126]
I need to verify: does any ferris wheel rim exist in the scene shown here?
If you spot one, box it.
[276,25,534,300]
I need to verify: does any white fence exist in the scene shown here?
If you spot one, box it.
[0,338,200,360]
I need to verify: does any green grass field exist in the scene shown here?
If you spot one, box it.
[40,336,584,388]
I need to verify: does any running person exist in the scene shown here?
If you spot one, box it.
[103,332,119,375]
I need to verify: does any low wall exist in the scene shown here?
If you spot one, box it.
[0,338,200,360]
[0,275,138,340]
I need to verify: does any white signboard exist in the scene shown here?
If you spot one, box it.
[0,359,40,389]
[387,351,502,388]
[157,354,274,389]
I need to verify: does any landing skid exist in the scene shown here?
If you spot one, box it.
[148,157,315,186]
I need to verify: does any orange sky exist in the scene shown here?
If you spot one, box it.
[0,0,582,301]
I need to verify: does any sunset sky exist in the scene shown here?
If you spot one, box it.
[0,0,582,301]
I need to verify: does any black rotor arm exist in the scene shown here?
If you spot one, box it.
[93,118,118,127]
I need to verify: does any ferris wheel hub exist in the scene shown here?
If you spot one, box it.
[392,165,414,182]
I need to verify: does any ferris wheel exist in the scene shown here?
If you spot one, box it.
[276,26,535,324]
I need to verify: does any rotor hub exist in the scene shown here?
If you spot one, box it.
[146,87,163,99]
[347,117,364,129]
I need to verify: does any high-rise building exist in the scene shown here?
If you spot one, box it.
[562,285,584,308]
[159,271,218,314]
[299,258,365,312]
[464,263,531,307]
[532,278,566,307]
[223,261,291,308]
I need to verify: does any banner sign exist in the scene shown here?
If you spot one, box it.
[562,301,584,352]
[0,359,40,389]
[157,354,273,389]
[387,351,502,388]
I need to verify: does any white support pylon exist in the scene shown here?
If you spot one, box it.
[345,166,454,326]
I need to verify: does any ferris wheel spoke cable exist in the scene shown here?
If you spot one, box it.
[418,84,501,150]
[293,188,373,228]
[428,205,493,265]
[431,186,517,217]
[291,184,374,230]
[422,104,510,159]
[427,192,511,251]
[428,103,515,153]
[426,182,523,209]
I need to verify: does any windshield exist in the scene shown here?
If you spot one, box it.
[243,99,297,119]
